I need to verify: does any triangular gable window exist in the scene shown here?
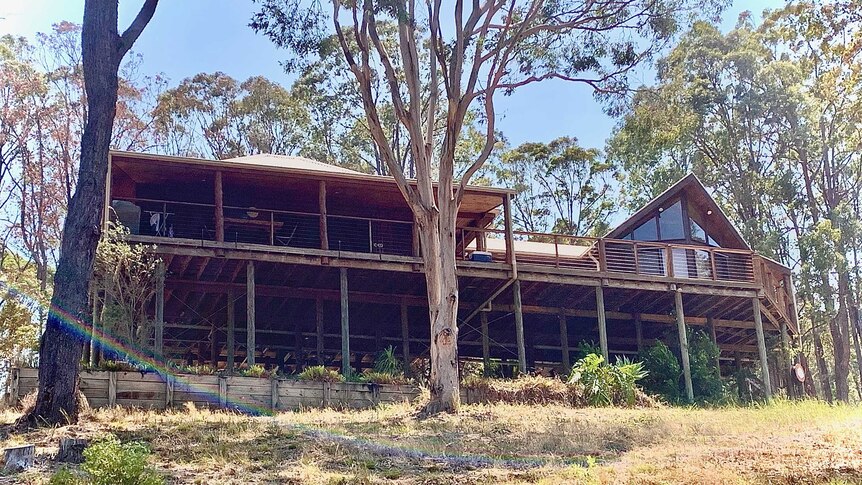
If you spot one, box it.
[658,200,684,240]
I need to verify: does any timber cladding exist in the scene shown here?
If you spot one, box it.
[12,368,419,411]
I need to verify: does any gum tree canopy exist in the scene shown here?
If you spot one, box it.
[252,0,724,414]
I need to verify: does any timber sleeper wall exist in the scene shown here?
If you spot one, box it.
[11,368,419,412]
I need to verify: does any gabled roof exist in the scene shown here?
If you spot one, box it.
[224,154,364,175]
[605,173,751,251]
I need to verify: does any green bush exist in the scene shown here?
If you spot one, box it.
[360,370,410,385]
[237,363,273,378]
[568,353,646,406]
[373,346,403,375]
[297,365,345,382]
[50,435,162,485]
[639,341,682,403]
[688,328,725,403]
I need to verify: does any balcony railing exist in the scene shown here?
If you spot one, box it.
[110,197,414,257]
[460,227,757,284]
[112,197,758,284]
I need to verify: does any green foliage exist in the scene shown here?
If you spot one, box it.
[360,370,409,385]
[373,346,403,376]
[50,435,163,485]
[576,340,602,360]
[568,354,646,407]
[237,364,272,378]
[687,328,724,403]
[638,341,682,403]
[94,222,162,354]
[494,137,619,236]
[297,365,344,383]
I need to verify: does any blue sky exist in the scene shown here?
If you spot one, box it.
[2,0,782,151]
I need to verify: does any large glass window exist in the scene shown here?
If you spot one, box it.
[632,218,658,241]
[690,218,707,243]
[658,200,684,240]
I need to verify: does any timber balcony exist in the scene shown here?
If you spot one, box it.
[109,195,796,329]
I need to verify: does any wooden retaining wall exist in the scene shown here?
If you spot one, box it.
[11,368,419,412]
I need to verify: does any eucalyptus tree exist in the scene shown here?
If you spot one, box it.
[764,0,862,402]
[252,0,724,413]
[496,137,618,237]
[24,0,159,426]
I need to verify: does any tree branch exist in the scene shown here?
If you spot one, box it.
[119,0,159,57]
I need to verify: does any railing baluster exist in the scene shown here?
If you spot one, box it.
[554,235,560,268]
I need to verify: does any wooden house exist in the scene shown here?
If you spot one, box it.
[104,151,798,399]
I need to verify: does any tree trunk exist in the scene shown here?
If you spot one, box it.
[832,273,852,402]
[21,0,157,426]
[419,207,460,414]
[812,317,833,403]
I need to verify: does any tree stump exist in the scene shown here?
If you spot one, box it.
[2,444,35,472]
[58,438,89,463]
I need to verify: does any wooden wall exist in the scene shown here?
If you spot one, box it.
[11,368,419,412]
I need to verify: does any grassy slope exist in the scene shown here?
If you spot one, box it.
[1,400,861,484]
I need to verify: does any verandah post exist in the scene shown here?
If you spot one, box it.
[340,267,351,377]
[214,171,224,242]
[634,313,643,353]
[675,290,694,403]
[319,181,328,250]
[154,260,165,359]
[316,297,325,365]
[226,289,235,374]
[401,303,411,366]
[596,286,608,360]
[481,312,491,372]
[752,297,772,399]
[706,315,720,376]
[512,279,526,374]
[559,312,570,372]
[247,261,256,366]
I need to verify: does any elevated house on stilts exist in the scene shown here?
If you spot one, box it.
[102,151,800,401]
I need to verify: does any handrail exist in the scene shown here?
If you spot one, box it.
[113,196,758,285]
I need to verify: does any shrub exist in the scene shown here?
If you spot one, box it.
[297,365,344,383]
[361,370,410,385]
[688,328,725,403]
[373,346,403,375]
[50,435,163,485]
[639,341,682,403]
[237,363,273,378]
[568,353,646,407]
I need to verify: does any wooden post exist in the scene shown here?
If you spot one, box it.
[108,372,117,407]
[294,307,304,372]
[10,368,19,405]
[218,376,227,408]
[154,261,165,358]
[674,290,694,403]
[559,312,570,371]
[735,351,744,399]
[271,378,279,410]
[316,297,325,365]
[90,287,102,367]
[323,381,332,407]
[401,303,411,365]
[319,181,328,250]
[707,315,720,376]
[503,194,517,273]
[215,171,224,242]
[165,378,174,408]
[596,286,608,360]
[340,267,351,377]
[512,279,526,374]
[481,312,491,372]
[780,321,790,376]
[210,323,218,367]
[247,262,256,366]
[753,297,772,399]
[226,289,235,373]
[634,313,643,353]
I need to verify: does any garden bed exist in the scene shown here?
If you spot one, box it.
[10,368,420,412]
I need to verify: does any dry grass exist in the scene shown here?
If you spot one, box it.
[1,399,861,484]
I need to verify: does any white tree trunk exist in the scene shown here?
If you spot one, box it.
[419,208,460,413]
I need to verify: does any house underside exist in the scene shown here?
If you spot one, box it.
[104,151,800,397]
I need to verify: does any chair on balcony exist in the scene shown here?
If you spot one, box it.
[275,225,298,247]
